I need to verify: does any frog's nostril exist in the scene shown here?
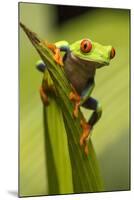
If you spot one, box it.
[110,47,115,59]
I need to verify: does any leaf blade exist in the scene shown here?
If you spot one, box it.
[43,93,74,194]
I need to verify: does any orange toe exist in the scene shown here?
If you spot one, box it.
[69,91,80,102]
[73,102,80,118]
[69,91,81,118]
[69,91,76,101]
[80,120,91,147]
[84,143,89,156]
[43,41,63,66]
[53,48,63,66]
[39,86,49,105]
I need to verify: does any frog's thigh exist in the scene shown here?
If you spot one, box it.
[81,97,97,110]
[81,97,102,127]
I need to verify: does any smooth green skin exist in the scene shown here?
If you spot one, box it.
[55,39,113,104]
[55,39,112,65]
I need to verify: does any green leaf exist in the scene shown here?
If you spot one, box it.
[20,22,104,193]
[43,72,74,194]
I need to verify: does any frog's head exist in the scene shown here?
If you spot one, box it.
[70,39,115,68]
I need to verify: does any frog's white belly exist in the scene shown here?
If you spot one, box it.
[64,53,96,94]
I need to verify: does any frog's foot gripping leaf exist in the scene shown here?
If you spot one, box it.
[40,85,49,106]
[69,90,81,118]
[39,69,56,106]
[41,40,63,66]
[80,119,92,155]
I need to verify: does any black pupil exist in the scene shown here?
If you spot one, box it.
[84,43,87,49]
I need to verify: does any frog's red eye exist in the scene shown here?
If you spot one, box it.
[80,39,92,53]
[110,47,115,59]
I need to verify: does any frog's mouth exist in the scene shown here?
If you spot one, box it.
[72,53,110,68]
[97,61,110,68]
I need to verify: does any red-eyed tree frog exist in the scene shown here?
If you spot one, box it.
[36,38,115,155]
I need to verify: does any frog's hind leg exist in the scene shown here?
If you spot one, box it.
[80,97,102,154]
[82,97,102,127]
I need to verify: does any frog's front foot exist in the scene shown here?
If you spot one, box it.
[41,41,63,66]
[80,119,92,155]
[39,85,49,105]
[53,48,64,66]
[69,91,81,118]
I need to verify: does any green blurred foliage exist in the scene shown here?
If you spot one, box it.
[19,2,130,196]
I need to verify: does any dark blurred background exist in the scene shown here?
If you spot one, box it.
[56,5,93,25]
